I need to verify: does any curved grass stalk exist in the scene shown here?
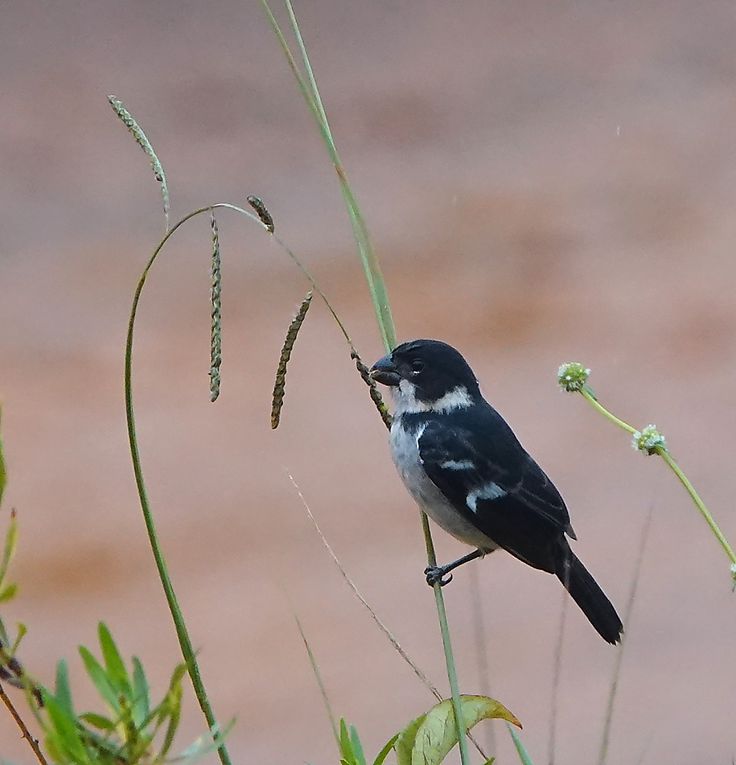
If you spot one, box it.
[126,206,235,765]
[125,201,364,765]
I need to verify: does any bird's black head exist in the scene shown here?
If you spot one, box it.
[370,339,480,413]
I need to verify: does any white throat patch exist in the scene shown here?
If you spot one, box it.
[393,381,473,415]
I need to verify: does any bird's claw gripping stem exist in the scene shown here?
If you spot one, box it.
[424,565,453,587]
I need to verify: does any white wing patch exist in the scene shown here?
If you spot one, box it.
[439,459,475,470]
[467,482,507,512]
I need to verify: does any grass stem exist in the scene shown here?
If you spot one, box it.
[259,5,469,760]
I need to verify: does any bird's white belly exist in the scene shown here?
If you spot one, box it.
[390,422,498,552]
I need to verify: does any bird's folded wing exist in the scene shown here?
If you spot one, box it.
[417,419,573,545]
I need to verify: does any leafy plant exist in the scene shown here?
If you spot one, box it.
[335,695,519,765]
[36,622,229,764]
[0,416,226,764]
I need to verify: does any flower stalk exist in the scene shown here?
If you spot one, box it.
[558,363,736,583]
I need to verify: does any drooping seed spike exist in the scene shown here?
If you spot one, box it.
[209,211,222,402]
[271,292,313,429]
[247,195,275,233]
[350,350,393,430]
[107,95,170,229]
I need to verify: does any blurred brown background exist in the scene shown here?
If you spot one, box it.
[2,1,736,762]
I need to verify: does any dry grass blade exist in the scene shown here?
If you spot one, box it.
[271,292,313,428]
[284,470,490,761]
[350,350,392,429]
[0,683,48,765]
[247,195,275,232]
[548,590,569,765]
[598,505,654,765]
[107,95,170,230]
[293,613,339,746]
[284,470,441,699]
[209,211,222,402]
[468,564,496,756]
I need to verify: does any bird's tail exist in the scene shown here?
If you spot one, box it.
[556,547,623,644]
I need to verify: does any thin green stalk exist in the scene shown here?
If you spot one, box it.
[261,0,396,351]
[508,722,536,765]
[658,450,736,565]
[260,6,468,761]
[126,201,371,765]
[577,384,736,573]
[580,389,637,435]
[420,512,472,765]
[125,206,236,765]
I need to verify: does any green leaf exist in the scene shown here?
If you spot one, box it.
[158,679,182,760]
[397,696,521,765]
[44,694,93,765]
[0,510,18,589]
[0,407,6,507]
[79,712,116,731]
[98,622,130,695]
[78,645,119,713]
[395,713,426,765]
[10,622,26,654]
[0,582,18,603]
[131,656,150,726]
[339,719,357,765]
[372,733,399,765]
[349,725,367,765]
[154,661,186,760]
[507,724,535,765]
[54,660,74,716]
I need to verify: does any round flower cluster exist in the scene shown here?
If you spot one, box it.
[557,362,590,393]
[632,424,667,455]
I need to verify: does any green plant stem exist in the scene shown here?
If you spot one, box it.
[579,385,736,573]
[259,5,469,761]
[126,200,369,765]
[420,512,472,765]
[508,722,535,765]
[261,0,397,351]
[580,388,637,434]
[657,449,736,566]
[126,207,233,765]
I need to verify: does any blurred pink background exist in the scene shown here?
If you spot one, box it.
[2,1,736,762]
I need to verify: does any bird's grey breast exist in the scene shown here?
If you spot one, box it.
[389,416,497,551]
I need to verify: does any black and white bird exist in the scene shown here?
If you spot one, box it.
[369,339,623,644]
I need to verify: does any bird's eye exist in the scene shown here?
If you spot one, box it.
[410,359,425,375]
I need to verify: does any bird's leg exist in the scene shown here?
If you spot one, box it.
[424,548,484,587]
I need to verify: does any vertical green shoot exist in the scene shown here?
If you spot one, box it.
[258,4,469,762]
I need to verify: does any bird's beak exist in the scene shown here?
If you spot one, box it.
[369,354,401,386]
